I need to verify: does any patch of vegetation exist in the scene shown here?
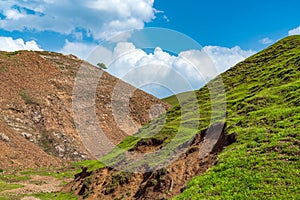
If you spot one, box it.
[74,160,105,172]
[32,192,77,200]
[4,51,19,57]
[0,164,81,185]
[104,172,131,194]
[20,165,81,180]
[162,90,196,106]
[19,88,38,105]
[97,62,108,69]
[0,180,23,193]
[0,190,77,200]
[173,35,300,199]
[0,173,31,183]
[0,165,81,199]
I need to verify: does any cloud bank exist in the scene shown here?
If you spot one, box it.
[59,40,97,59]
[0,36,42,51]
[87,42,255,97]
[0,0,156,40]
[202,46,256,73]
[288,25,300,36]
[259,37,274,45]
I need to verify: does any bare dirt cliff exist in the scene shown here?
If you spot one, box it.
[0,50,170,170]
[64,123,236,200]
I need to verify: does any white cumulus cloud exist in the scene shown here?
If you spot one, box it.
[0,36,42,51]
[259,37,274,45]
[4,9,26,20]
[0,0,156,40]
[87,42,255,97]
[59,40,97,59]
[288,25,300,36]
[202,46,256,73]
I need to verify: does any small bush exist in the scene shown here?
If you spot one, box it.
[5,51,19,57]
[97,62,107,69]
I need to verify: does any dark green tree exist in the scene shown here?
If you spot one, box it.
[97,62,107,69]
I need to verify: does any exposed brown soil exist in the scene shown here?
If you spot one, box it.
[0,50,170,170]
[64,123,236,199]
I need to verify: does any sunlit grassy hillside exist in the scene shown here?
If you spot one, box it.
[174,35,300,199]
[79,35,300,199]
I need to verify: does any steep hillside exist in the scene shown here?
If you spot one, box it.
[175,35,300,199]
[66,35,300,199]
[0,51,170,170]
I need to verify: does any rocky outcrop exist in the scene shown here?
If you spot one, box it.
[0,133,9,142]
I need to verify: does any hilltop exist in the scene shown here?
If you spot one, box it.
[65,35,300,199]
[0,50,170,198]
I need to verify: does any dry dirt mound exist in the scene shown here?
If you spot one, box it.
[0,50,170,170]
[64,123,236,200]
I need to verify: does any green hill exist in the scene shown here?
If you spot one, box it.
[69,35,300,199]
[174,35,300,199]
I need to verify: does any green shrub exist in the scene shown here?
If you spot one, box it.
[97,62,107,69]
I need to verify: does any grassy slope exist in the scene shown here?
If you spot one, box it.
[80,36,299,198]
[0,181,23,193]
[0,166,80,200]
[162,91,195,106]
[174,35,300,199]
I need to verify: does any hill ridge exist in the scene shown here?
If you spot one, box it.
[65,35,300,199]
[0,50,170,169]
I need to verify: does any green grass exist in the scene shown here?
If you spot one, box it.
[0,180,23,193]
[20,170,74,180]
[1,192,78,200]
[0,172,31,183]
[172,35,300,199]
[0,165,80,184]
[32,192,78,200]
[0,51,19,59]
[0,165,81,200]
[162,91,196,106]
[73,160,105,172]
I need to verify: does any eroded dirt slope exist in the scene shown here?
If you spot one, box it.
[64,123,236,200]
[0,51,170,170]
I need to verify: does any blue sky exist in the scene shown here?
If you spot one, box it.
[149,0,300,49]
[1,0,299,52]
[0,0,299,97]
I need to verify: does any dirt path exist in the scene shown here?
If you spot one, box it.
[0,175,71,199]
